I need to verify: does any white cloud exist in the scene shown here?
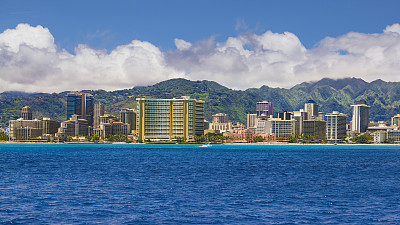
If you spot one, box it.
[0,24,183,92]
[0,23,400,92]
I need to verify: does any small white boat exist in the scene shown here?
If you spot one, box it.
[200,143,212,147]
[200,133,212,147]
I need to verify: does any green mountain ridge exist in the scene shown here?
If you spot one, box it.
[1,77,400,126]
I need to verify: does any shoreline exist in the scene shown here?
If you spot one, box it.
[1,141,400,146]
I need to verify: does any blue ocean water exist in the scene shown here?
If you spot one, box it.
[0,144,400,224]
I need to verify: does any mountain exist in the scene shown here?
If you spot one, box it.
[1,77,400,126]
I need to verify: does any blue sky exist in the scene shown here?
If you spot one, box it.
[0,0,400,92]
[1,0,399,51]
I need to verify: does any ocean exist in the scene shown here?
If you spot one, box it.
[0,143,399,224]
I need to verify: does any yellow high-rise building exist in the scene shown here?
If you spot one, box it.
[136,96,204,142]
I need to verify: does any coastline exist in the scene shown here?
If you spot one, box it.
[1,141,399,146]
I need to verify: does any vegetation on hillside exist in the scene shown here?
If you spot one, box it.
[1,77,400,126]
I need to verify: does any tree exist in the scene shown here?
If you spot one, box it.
[174,136,185,143]
[0,133,9,141]
[354,134,373,144]
[253,136,265,143]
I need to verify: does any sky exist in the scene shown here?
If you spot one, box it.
[0,0,400,93]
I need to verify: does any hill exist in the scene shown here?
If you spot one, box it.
[1,77,400,126]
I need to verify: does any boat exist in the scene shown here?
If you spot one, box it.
[200,143,212,147]
[200,133,212,147]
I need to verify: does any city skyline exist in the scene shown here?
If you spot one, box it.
[0,1,400,93]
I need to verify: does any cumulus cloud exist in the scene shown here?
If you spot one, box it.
[0,23,400,93]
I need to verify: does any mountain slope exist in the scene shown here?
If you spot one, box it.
[1,77,400,126]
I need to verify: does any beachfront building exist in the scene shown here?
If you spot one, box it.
[303,120,327,140]
[265,118,296,138]
[9,107,60,140]
[373,131,387,144]
[136,96,204,142]
[9,118,43,140]
[388,130,400,143]
[326,111,347,143]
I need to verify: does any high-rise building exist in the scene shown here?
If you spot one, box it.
[351,101,370,133]
[212,113,229,123]
[246,114,258,129]
[93,103,105,128]
[120,108,137,133]
[66,92,94,126]
[136,96,204,142]
[21,106,33,120]
[326,111,347,142]
[256,101,273,117]
[304,100,318,120]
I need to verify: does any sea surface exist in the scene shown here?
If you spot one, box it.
[0,143,400,224]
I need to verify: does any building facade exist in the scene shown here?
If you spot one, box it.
[293,110,308,136]
[256,101,273,117]
[391,114,400,128]
[305,100,318,120]
[93,103,105,128]
[351,101,370,133]
[303,120,327,140]
[9,119,43,140]
[9,107,60,140]
[136,96,204,142]
[121,108,137,133]
[246,114,258,130]
[278,111,293,120]
[66,92,94,126]
[326,111,347,142]
[21,106,33,120]
[212,113,229,123]
[265,118,295,138]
